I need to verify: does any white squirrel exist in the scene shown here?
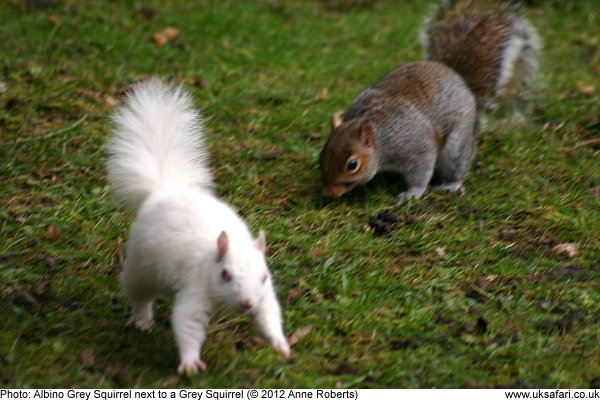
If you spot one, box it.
[106,78,291,375]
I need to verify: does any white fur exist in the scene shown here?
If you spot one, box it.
[510,17,541,89]
[107,78,212,210]
[496,35,525,93]
[106,79,290,375]
[496,16,541,94]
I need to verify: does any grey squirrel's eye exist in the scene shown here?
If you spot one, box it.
[221,269,232,282]
[347,158,359,172]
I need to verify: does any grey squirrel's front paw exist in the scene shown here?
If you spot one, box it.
[397,187,427,204]
[433,182,465,194]
[177,357,207,376]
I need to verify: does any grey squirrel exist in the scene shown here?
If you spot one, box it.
[106,79,290,375]
[319,0,540,201]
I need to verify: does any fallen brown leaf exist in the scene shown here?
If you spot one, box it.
[576,80,596,95]
[105,361,129,385]
[104,95,119,107]
[586,187,600,197]
[251,336,265,346]
[152,33,168,48]
[81,348,96,367]
[162,27,180,39]
[9,290,40,312]
[287,288,305,303]
[562,138,600,154]
[551,242,578,258]
[240,369,259,381]
[288,325,311,345]
[158,375,180,388]
[314,87,328,101]
[33,165,51,180]
[47,15,60,25]
[353,331,375,344]
[435,247,446,257]
[74,87,117,106]
[137,5,156,19]
[182,76,207,89]
[152,27,180,48]
[46,225,60,242]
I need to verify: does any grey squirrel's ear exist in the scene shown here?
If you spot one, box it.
[255,230,266,253]
[359,119,375,148]
[216,231,228,263]
[331,111,343,131]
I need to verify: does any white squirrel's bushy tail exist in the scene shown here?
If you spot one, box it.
[106,78,212,211]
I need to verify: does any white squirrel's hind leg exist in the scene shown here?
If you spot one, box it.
[128,301,155,331]
[252,288,291,358]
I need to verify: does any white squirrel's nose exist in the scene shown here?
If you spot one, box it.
[241,299,252,310]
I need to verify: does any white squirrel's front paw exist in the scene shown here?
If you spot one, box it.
[270,336,291,359]
[177,357,207,376]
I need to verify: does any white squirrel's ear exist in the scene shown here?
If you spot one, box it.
[216,231,228,262]
[331,111,343,130]
[255,230,266,253]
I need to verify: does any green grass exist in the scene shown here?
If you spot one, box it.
[1,0,599,388]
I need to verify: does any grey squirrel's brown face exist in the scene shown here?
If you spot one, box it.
[319,117,378,198]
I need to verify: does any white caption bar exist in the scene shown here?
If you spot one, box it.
[1,389,600,400]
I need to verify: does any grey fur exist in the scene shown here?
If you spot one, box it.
[319,1,539,202]
[342,62,476,202]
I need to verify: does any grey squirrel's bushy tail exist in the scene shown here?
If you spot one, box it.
[420,0,540,100]
[106,78,212,211]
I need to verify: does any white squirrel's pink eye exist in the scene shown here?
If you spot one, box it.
[221,269,232,282]
[261,274,267,284]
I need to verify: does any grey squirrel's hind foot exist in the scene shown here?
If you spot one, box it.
[433,182,465,194]
[397,186,427,204]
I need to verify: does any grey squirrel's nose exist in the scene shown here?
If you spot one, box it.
[241,299,252,310]
[322,186,343,198]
